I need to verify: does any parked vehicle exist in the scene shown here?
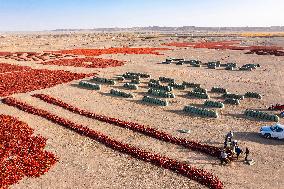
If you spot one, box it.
[260,123,284,139]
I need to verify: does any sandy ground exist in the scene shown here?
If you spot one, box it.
[0,33,283,189]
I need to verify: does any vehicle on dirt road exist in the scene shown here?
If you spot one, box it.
[260,123,284,139]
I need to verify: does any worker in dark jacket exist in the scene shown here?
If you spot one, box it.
[225,131,233,142]
[235,146,242,160]
[224,140,228,148]
[245,147,250,161]
[220,150,228,165]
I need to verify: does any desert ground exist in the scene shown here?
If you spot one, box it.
[0,32,283,189]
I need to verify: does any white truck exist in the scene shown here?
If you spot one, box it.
[260,123,284,139]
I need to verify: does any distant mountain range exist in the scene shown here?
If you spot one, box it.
[53,26,284,32]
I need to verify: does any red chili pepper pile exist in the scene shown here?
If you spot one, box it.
[0,48,168,68]
[164,41,241,48]
[0,63,31,73]
[40,57,124,68]
[0,115,57,188]
[32,94,222,158]
[245,49,284,56]
[164,41,284,56]
[1,97,224,189]
[0,52,76,62]
[51,47,169,56]
[0,63,92,97]
[0,52,13,56]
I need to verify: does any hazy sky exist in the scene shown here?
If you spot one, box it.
[0,0,283,31]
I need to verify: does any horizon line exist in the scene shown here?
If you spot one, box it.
[1,25,284,33]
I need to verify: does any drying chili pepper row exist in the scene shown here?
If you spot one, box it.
[0,115,57,188]
[40,57,124,68]
[51,47,169,56]
[164,41,241,48]
[164,41,284,56]
[32,94,222,158]
[1,97,223,189]
[0,63,92,97]
[0,52,12,56]
[245,49,284,56]
[0,52,76,62]
[164,41,283,50]
[0,63,31,73]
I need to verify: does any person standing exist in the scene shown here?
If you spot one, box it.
[235,146,242,160]
[245,147,250,161]
[225,131,233,142]
[231,140,238,147]
[220,150,228,165]
[224,140,228,148]
[231,140,238,154]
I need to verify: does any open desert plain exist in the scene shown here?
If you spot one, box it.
[0,31,283,189]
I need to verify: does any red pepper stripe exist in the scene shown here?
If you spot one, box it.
[163,42,284,56]
[40,57,124,68]
[2,97,223,189]
[32,94,222,158]
[49,47,169,56]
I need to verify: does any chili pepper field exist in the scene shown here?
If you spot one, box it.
[0,32,283,189]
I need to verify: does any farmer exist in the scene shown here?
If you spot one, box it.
[223,140,228,148]
[231,140,238,150]
[220,150,228,165]
[235,146,243,160]
[225,131,234,143]
[231,140,238,147]
[245,147,250,161]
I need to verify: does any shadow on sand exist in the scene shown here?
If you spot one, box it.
[235,131,284,145]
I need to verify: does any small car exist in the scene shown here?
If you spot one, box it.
[260,123,284,139]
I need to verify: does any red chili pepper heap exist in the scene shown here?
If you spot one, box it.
[164,41,284,56]
[0,63,92,97]
[52,47,169,56]
[41,57,124,68]
[0,115,57,188]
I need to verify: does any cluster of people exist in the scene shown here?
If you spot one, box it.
[220,131,250,165]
